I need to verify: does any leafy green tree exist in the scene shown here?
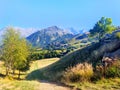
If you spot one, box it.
[2,27,30,78]
[2,27,20,75]
[90,17,116,41]
[13,38,30,79]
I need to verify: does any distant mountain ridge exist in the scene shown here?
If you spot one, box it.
[0,26,89,48]
[26,26,74,47]
[67,28,88,35]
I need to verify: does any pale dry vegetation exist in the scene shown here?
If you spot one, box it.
[62,63,93,83]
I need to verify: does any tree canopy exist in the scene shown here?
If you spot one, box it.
[89,17,116,41]
[2,27,30,78]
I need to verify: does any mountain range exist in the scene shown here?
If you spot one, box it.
[0,26,89,48]
[26,26,74,48]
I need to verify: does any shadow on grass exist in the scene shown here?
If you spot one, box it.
[26,58,59,81]
[25,68,48,80]
[25,67,75,90]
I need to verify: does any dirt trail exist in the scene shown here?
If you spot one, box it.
[39,80,73,90]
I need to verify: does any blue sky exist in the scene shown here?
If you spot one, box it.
[0,0,120,30]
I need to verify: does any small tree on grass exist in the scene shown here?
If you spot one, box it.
[2,27,30,78]
[13,39,30,79]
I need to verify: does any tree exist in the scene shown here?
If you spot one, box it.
[89,17,116,41]
[13,38,30,79]
[2,27,30,78]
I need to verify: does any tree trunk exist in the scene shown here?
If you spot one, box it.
[18,70,20,79]
[12,68,15,75]
[6,67,9,76]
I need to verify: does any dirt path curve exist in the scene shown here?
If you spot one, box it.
[39,80,73,90]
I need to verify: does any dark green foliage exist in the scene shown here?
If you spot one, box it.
[29,49,72,60]
[94,60,120,80]
[106,66,118,78]
[18,59,30,72]
[106,62,120,78]
[29,51,60,60]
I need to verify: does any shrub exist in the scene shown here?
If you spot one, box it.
[116,32,120,39]
[106,61,120,78]
[92,65,104,81]
[95,61,120,79]
[62,63,93,83]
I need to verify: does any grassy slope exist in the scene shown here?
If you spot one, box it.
[26,39,120,90]
[0,58,59,90]
[25,43,120,90]
[30,39,120,81]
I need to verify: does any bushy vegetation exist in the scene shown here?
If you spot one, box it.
[29,50,62,60]
[62,63,93,83]
[116,32,120,39]
[105,61,120,78]
[29,49,73,60]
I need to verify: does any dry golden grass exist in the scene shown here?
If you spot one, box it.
[30,58,59,71]
[63,63,93,83]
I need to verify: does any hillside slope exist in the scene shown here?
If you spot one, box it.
[27,30,120,81]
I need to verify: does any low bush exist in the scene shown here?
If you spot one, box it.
[62,63,93,83]
[91,65,104,81]
[94,61,120,79]
[106,61,120,78]
[116,32,120,39]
